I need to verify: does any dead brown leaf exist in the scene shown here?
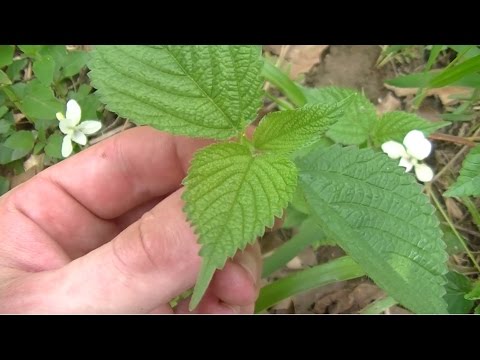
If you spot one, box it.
[445,198,464,221]
[384,84,473,106]
[265,45,329,79]
[376,92,401,115]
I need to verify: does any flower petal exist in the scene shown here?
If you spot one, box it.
[71,130,87,145]
[56,112,65,121]
[59,118,75,135]
[381,141,407,159]
[77,120,102,135]
[399,157,414,172]
[414,163,434,182]
[403,130,432,160]
[62,135,73,158]
[66,99,82,125]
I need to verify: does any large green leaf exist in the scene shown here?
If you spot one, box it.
[445,145,480,197]
[89,45,264,140]
[372,111,450,147]
[301,87,377,145]
[183,142,297,309]
[298,145,448,313]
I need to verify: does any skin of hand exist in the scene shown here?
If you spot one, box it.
[0,126,262,314]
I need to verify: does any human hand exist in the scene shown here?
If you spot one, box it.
[0,127,262,314]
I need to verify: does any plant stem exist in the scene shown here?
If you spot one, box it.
[461,197,480,232]
[360,296,398,314]
[255,256,365,313]
[426,185,480,273]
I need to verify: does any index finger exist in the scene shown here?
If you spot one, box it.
[39,126,212,219]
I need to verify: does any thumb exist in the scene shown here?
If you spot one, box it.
[45,188,202,313]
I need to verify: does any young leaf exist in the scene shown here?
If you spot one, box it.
[89,45,264,140]
[21,79,63,120]
[62,51,89,78]
[445,145,480,197]
[44,133,64,159]
[183,142,297,309]
[0,45,15,68]
[465,281,480,301]
[301,87,377,145]
[253,102,344,154]
[4,130,34,151]
[298,145,448,313]
[0,70,11,85]
[33,55,56,85]
[444,271,474,314]
[6,58,28,82]
[0,175,9,195]
[372,111,450,147]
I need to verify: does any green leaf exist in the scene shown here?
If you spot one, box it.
[0,105,8,118]
[44,133,64,159]
[0,131,32,164]
[298,145,448,313]
[261,60,307,107]
[445,145,480,197]
[69,86,101,120]
[89,45,264,140]
[33,55,55,85]
[62,51,89,78]
[256,256,365,313]
[33,141,46,155]
[0,175,9,195]
[475,305,480,314]
[183,142,297,309]
[444,271,474,314]
[18,45,45,58]
[442,225,465,255]
[283,205,308,229]
[0,70,11,85]
[263,218,331,278]
[21,80,63,120]
[372,111,450,146]
[301,87,377,145]
[429,55,480,88]
[465,281,480,301]
[386,72,433,88]
[253,102,345,155]
[0,45,15,68]
[6,58,28,82]
[0,119,13,135]
[4,130,34,151]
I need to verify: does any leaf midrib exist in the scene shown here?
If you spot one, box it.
[165,47,239,133]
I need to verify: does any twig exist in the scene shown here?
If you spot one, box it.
[433,126,480,182]
[428,133,476,148]
[441,221,480,238]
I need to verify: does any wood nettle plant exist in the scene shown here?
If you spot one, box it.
[89,45,448,313]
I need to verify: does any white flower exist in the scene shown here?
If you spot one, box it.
[381,130,434,182]
[56,99,102,158]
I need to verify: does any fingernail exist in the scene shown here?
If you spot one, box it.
[224,303,241,314]
[236,251,258,287]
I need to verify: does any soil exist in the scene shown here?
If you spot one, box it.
[305,45,396,103]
